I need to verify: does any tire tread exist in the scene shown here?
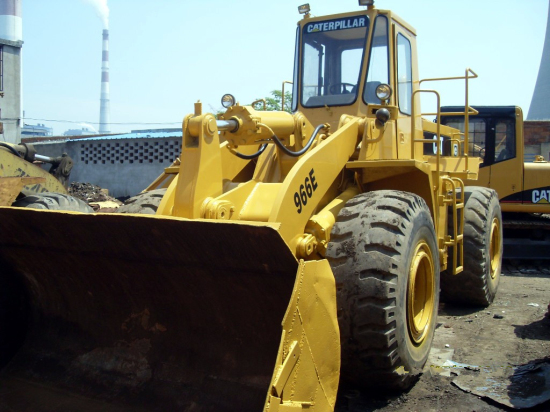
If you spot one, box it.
[441,186,502,306]
[117,189,167,214]
[327,190,439,390]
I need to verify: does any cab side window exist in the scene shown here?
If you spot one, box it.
[468,118,488,162]
[445,118,488,163]
[363,15,389,104]
[396,34,412,115]
[494,119,516,162]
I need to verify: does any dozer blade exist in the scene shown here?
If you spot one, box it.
[0,208,305,411]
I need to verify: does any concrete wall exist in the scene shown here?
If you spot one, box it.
[32,135,182,198]
[0,40,22,143]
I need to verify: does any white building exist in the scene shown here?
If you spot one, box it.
[0,0,23,143]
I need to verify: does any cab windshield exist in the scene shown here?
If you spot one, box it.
[300,15,369,108]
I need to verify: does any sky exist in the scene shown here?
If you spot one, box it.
[21,0,550,135]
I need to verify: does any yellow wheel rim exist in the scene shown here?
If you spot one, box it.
[489,217,501,280]
[407,241,435,345]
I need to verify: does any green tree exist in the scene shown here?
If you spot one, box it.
[252,90,293,113]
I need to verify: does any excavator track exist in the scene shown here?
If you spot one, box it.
[0,208,298,411]
[502,213,550,260]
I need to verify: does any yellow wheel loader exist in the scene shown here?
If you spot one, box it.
[0,2,502,411]
[0,140,91,211]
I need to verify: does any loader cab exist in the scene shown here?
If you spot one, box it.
[292,6,419,138]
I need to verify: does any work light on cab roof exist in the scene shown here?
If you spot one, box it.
[298,4,310,15]
[358,0,375,6]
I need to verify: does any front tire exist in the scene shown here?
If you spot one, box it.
[441,187,502,306]
[327,190,439,390]
[116,189,167,214]
[13,192,93,213]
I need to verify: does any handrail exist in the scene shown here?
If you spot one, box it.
[411,68,479,174]
[408,69,477,275]
[422,108,479,117]
[251,99,267,111]
[419,68,478,86]
[411,88,441,169]
[281,81,293,112]
[410,88,441,229]
[409,68,478,245]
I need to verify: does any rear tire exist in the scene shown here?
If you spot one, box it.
[441,187,502,306]
[13,192,93,213]
[117,189,167,214]
[327,190,439,391]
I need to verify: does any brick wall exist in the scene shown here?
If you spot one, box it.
[524,121,550,145]
[523,121,550,160]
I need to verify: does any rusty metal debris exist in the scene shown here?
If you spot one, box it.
[452,358,550,409]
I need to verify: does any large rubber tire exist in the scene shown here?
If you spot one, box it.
[441,187,502,306]
[13,192,93,213]
[327,190,440,391]
[116,188,167,214]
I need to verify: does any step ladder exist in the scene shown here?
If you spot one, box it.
[442,176,465,275]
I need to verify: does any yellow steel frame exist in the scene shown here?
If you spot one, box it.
[410,68,479,274]
[0,150,67,206]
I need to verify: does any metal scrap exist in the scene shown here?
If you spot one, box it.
[452,358,550,409]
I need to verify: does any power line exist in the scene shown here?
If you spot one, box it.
[18,118,181,125]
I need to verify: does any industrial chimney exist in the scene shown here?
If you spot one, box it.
[0,0,23,143]
[528,5,550,120]
[99,29,110,133]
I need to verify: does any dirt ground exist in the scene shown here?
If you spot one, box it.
[335,261,550,412]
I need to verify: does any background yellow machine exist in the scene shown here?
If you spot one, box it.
[440,105,550,261]
[0,139,91,211]
[0,2,502,411]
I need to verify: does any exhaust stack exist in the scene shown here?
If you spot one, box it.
[99,29,110,134]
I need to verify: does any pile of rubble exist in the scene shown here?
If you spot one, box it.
[68,182,122,212]
[68,182,111,203]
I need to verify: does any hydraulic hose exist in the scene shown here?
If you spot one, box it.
[226,122,326,159]
[0,142,22,158]
[219,119,268,160]
[233,144,268,160]
[260,123,326,157]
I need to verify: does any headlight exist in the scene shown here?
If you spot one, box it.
[375,83,392,102]
[221,94,236,109]
[298,4,310,14]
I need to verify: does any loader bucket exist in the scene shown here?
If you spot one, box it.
[0,207,303,411]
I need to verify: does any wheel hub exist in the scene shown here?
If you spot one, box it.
[407,241,435,345]
[489,217,501,280]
